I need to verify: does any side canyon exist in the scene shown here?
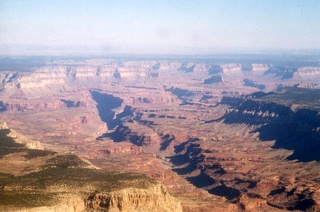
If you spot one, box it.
[1,56,320,211]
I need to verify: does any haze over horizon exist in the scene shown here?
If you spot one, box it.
[0,0,320,55]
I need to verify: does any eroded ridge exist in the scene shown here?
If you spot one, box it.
[1,57,320,211]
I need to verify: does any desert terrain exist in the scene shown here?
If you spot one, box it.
[1,55,320,211]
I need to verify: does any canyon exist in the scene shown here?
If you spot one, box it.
[0,55,320,211]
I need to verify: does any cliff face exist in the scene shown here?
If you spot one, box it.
[224,100,294,125]
[0,127,181,212]
[5,99,67,112]
[224,99,320,161]
[294,67,320,78]
[2,59,320,211]
[2,61,320,94]
[85,184,182,212]
[0,121,43,150]
[14,184,182,212]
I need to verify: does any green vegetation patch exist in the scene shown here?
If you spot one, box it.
[45,154,87,168]
[257,87,320,111]
[0,133,156,209]
[0,153,156,208]
[24,149,55,159]
[0,191,58,208]
[15,167,156,191]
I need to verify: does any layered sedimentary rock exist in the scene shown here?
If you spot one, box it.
[85,184,182,212]
[1,58,320,211]
[0,127,181,212]
[251,63,269,72]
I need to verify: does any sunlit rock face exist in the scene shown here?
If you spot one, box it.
[85,184,183,212]
[250,64,269,72]
[1,57,320,211]
[0,127,182,212]
[291,67,320,88]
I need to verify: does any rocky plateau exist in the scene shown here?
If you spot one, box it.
[1,55,320,211]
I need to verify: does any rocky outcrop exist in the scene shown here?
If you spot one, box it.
[222,99,320,161]
[2,58,320,212]
[15,195,85,212]
[223,100,292,124]
[85,184,182,212]
[125,95,179,106]
[0,121,9,129]
[8,129,43,150]
[15,185,182,212]
[0,121,43,150]
[103,143,145,155]
[5,99,67,112]
[170,135,320,211]
[221,64,242,74]
[0,128,180,212]
[294,67,320,77]
[292,67,320,88]
[251,64,269,72]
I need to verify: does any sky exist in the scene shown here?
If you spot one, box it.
[0,0,320,55]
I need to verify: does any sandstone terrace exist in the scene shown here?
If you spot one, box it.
[1,55,320,211]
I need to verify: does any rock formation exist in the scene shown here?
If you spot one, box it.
[0,127,181,212]
[1,56,320,211]
[85,184,182,212]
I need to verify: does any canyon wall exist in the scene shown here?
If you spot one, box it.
[1,59,320,211]
[85,184,182,212]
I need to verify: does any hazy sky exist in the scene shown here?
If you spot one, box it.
[0,0,319,55]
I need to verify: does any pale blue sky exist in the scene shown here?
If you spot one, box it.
[0,0,319,54]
